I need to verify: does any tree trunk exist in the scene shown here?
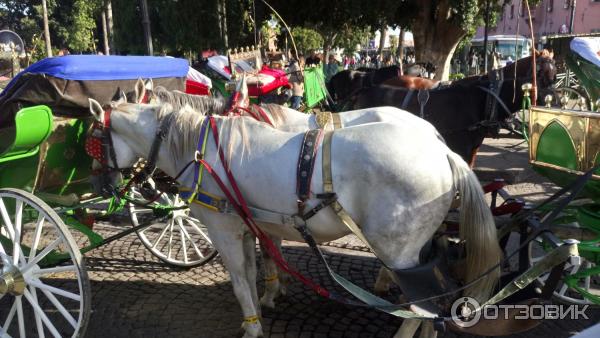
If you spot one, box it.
[411,0,466,80]
[42,0,52,57]
[377,22,387,57]
[322,31,337,61]
[140,0,153,55]
[397,27,405,74]
[101,9,109,55]
[106,0,115,54]
[218,0,229,52]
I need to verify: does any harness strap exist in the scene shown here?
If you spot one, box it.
[321,131,376,252]
[401,89,414,109]
[417,89,430,119]
[296,130,324,203]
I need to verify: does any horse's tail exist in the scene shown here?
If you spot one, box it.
[447,150,502,302]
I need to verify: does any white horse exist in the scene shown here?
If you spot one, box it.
[88,98,501,338]
[141,81,448,305]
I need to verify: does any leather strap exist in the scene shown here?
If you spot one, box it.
[321,131,375,252]
[296,129,323,203]
[401,89,414,109]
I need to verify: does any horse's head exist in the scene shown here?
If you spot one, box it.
[87,97,145,196]
[535,49,557,92]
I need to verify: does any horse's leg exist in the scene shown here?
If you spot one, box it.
[374,266,394,295]
[468,145,481,168]
[418,321,436,338]
[207,222,263,338]
[242,231,261,317]
[393,319,421,338]
[259,236,287,308]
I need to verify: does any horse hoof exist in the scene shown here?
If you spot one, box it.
[260,296,276,309]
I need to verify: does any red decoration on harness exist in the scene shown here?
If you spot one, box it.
[85,134,104,163]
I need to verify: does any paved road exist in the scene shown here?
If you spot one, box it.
[76,134,598,337]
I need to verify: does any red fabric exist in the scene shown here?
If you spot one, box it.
[185,80,210,96]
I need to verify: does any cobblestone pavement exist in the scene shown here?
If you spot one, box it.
[74,134,598,337]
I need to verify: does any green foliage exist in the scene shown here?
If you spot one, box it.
[335,25,370,56]
[449,72,465,80]
[291,27,323,55]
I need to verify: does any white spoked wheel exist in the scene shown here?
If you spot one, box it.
[129,188,217,268]
[0,188,90,338]
[529,237,599,306]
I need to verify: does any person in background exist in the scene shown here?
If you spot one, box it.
[288,57,304,109]
[324,54,340,82]
[305,51,321,66]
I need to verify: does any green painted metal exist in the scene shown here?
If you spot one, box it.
[0,105,53,163]
[304,65,327,108]
[566,53,600,105]
[536,121,578,170]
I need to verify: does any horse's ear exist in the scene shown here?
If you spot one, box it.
[135,78,146,103]
[89,98,104,123]
[145,78,154,90]
[237,72,250,108]
[119,90,127,103]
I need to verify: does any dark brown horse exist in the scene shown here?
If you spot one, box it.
[380,75,439,90]
[347,54,556,167]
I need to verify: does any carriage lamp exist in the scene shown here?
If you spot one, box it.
[560,95,570,109]
[225,81,237,92]
[578,97,587,111]
[521,83,532,97]
[544,95,553,107]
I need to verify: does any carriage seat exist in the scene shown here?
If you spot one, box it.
[0,105,53,163]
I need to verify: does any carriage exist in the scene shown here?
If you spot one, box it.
[0,55,218,337]
[543,33,600,111]
[196,46,329,110]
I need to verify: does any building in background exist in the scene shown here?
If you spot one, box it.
[475,0,600,40]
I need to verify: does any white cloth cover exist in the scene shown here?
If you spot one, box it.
[570,37,600,68]
[206,55,275,85]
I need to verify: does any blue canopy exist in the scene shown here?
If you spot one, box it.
[19,55,189,80]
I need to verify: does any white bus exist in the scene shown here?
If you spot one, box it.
[470,35,532,68]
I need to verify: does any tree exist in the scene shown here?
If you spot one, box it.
[291,27,323,56]
[335,25,370,57]
[42,0,52,56]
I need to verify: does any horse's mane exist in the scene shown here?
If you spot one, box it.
[151,86,226,115]
[164,104,253,168]
[260,103,291,127]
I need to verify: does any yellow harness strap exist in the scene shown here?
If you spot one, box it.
[322,131,375,252]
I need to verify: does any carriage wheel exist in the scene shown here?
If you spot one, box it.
[529,237,600,306]
[552,87,590,110]
[0,188,90,337]
[129,187,217,268]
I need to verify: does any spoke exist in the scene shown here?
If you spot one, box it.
[584,262,592,291]
[178,219,188,264]
[29,287,45,338]
[189,221,212,244]
[20,238,62,274]
[22,290,62,338]
[167,221,174,260]
[27,279,81,302]
[31,265,76,276]
[2,300,17,334]
[38,287,78,329]
[178,220,205,259]
[15,297,24,338]
[151,222,171,249]
[12,201,23,266]
[28,215,46,263]
[0,198,16,242]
